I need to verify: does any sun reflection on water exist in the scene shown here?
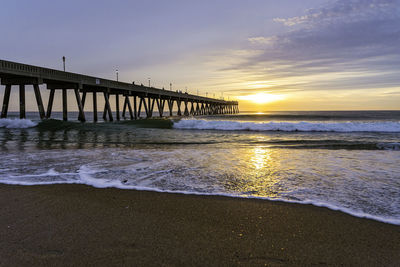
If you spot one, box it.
[251,146,272,170]
[222,146,283,198]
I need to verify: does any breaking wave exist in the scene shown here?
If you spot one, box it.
[0,118,37,128]
[173,119,400,133]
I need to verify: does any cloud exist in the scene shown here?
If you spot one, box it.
[273,0,397,27]
[247,36,278,46]
[230,0,400,93]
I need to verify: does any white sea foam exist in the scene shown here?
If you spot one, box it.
[0,118,37,128]
[0,148,399,226]
[2,177,399,225]
[173,119,400,132]
[76,165,123,188]
[7,168,62,178]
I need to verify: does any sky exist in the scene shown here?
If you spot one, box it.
[1,0,400,111]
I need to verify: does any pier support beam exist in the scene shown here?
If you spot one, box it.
[46,89,55,119]
[144,97,149,118]
[156,99,165,117]
[190,102,195,116]
[19,85,25,119]
[115,94,120,121]
[127,97,134,119]
[137,97,142,118]
[156,99,161,117]
[122,96,127,119]
[1,85,11,118]
[146,97,155,118]
[147,97,151,118]
[168,100,173,116]
[177,100,182,116]
[103,92,113,121]
[138,97,148,118]
[93,92,98,122]
[33,84,45,119]
[183,100,189,116]
[74,89,85,122]
[134,96,137,120]
[81,91,87,109]
[62,89,67,121]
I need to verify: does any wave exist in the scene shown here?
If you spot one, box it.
[1,174,399,226]
[173,119,400,133]
[213,111,400,121]
[0,118,37,128]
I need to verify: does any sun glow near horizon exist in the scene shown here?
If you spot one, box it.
[237,92,285,104]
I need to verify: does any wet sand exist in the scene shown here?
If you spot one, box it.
[0,184,399,266]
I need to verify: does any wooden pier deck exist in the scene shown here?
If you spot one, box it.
[0,59,239,122]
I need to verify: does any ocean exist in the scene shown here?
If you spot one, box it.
[0,111,399,225]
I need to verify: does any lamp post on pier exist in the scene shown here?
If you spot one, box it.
[116,69,119,81]
[62,56,65,71]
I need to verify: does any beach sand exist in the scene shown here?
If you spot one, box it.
[0,184,399,266]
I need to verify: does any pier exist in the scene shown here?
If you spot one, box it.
[0,59,239,122]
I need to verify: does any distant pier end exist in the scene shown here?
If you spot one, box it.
[0,59,239,122]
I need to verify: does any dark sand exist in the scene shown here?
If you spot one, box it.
[0,184,399,266]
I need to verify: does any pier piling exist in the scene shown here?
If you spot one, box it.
[33,84,45,119]
[93,92,98,122]
[19,85,25,119]
[62,89,67,121]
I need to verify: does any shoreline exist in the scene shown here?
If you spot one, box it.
[1,184,399,266]
[2,181,399,226]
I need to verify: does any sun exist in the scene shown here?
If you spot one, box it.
[238,93,284,104]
